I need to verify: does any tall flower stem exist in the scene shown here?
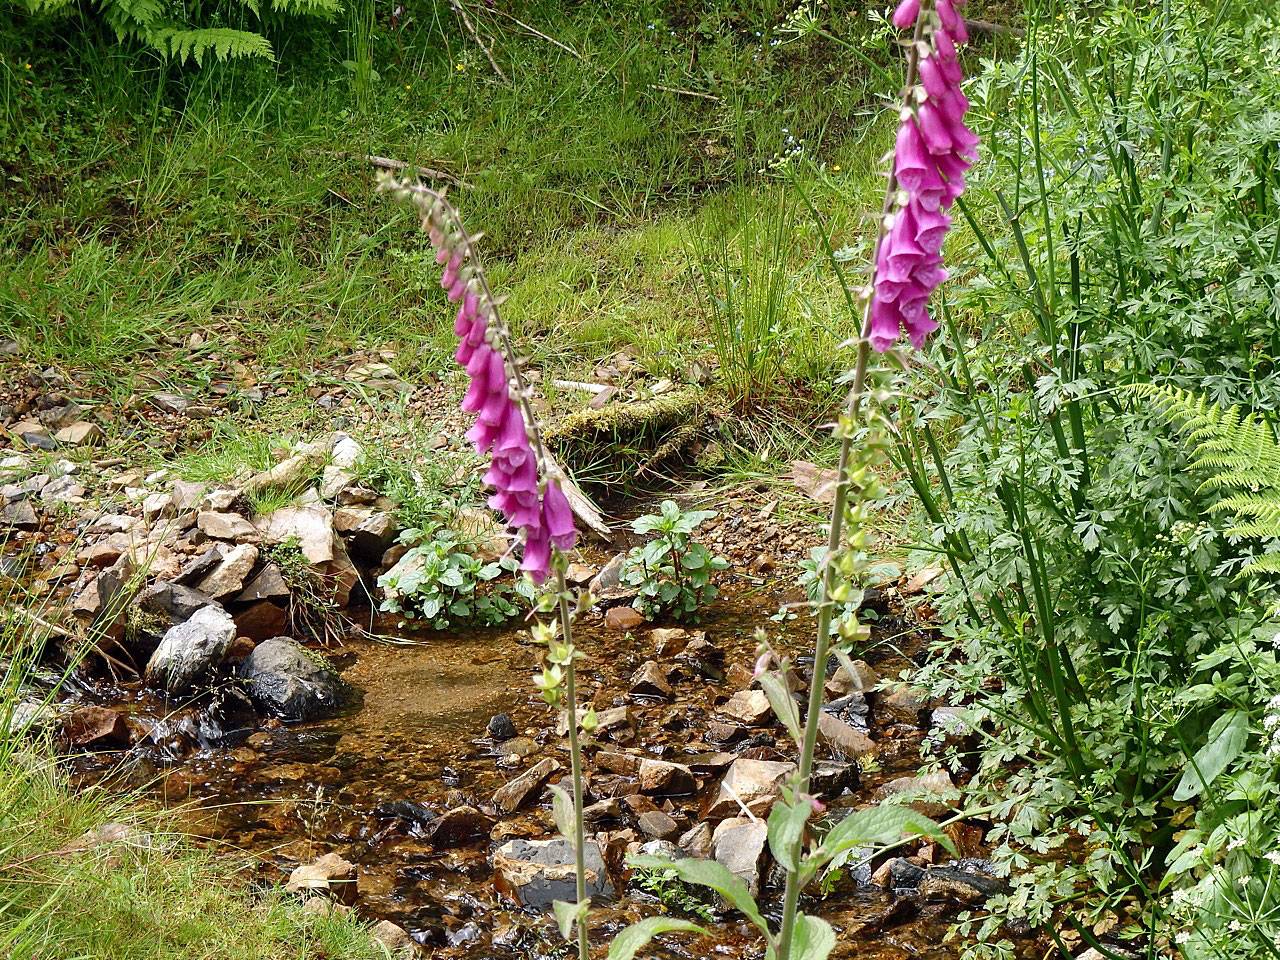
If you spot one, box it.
[773,16,928,960]
[558,578,591,960]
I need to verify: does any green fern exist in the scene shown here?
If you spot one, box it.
[1134,383,1280,575]
[12,0,342,64]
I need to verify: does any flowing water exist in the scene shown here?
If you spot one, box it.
[64,580,966,959]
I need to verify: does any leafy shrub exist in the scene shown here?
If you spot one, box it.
[621,500,728,622]
[874,1,1280,954]
[377,529,532,630]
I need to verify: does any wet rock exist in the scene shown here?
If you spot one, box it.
[810,758,859,798]
[137,581,210,623]
[1,498,37,531]
[825,658,879,699]
[493,757,561,813]
[62,705,130,749]
[197,511,257,541]
[704,758,796,819]
[285,852,358,904]
[370,919,416,956]
[556,705,634,741]
[879,684,931,727]
[722,689,772,726]
[637,810,680,840]
[9,701,57,737]
[605,606,646,631]
[637,759,696,796]
[54,422,103,446]
[824,691,870,728]
[712,817,770,899]
[39,475,86,504]
[237,563,290,602]
[582,797,621,822]
[873,770,958,818]
[943,821,986,859]
[678,821,714,859]
[194,543,258,599]
[637,839,683,860]
[917,863,1003,903]
[237,637,345,721]
[846,897,919,936]
[146,604,237,695]
[597,750,641,776]
[233,600,288,641]
[493,837,612,908]
[817,711,878,759]
[629,660,672,699]
[421,805,493,847]
[707,720,747,745]
[497,736,540,760]
[487,713,518,740]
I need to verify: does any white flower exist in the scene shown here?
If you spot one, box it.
[1228,837,1247,851]
[1175,931,1191,944]
[1266,851,1280,866]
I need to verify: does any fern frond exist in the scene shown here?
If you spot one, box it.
[147,27,276,65]
[269,0,341,16]
[1132,383,1280,572]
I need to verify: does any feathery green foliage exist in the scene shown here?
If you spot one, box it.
[10,0,341,64]
[1137,383,1280,574]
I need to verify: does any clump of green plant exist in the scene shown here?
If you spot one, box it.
[621,500,728,622]
[377,528,532,630]
[632,866,716,923]
[262,536,344,644]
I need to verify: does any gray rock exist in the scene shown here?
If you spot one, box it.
[150,393,189,415]
[237,562,290,602]
[173,545,225,586]
[137,581,210,623]
[39,475,86,504]
[487,713,518,740]
[1,498,38,531]
[588,553,638,603]
[637,810,680,840]
[678,821,714,859]
[197,511,257,540]
[494,837,612,908]
[254,505,334,564]
[713,817,770,899]
[145,604,237,695]
[237,637,345,721]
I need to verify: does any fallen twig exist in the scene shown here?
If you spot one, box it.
[450,1,509,85]
[963,18,1025,37]
[364,155,475,189]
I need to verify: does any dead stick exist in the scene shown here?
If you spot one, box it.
[450,1,509,84]
[963,18,1025,37]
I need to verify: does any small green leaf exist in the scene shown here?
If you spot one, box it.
[606,916,708,960]
[821,805,953,861]
[548,784,574,841]
[768,797,811,871]
[552,898,590,941]
[790,914,836,960]
[759,673,802,748]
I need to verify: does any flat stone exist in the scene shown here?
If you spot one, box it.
[62,705,130,749]
[637,810,679,840]
[194,543,258,599]
[493,756,561,813]
[145,604,236,695]
[637,759,696,796]
[605,606,646,631]
[596,750,642,776]
[285,852,358,904]
[237,562,290,601]
[197,511,258,540]
[630,660,672,699]
[493,837,612,909]
[817,711,878,759]
[704,758,796,819]
[722,689,772,725]
[85,513,142,535]
[565,562,596,584]
[54,422,103,446]
[712,817,770,899]
[420,805,494,847]
[141,492,176,522]
[150,393,189,415]
[917,864,1002,903]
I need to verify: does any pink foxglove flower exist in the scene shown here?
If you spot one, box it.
[417,201,578,582]
[871,0,978,352]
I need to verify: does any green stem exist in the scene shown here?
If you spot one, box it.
[559,566,590,960]
[774,13,927,960]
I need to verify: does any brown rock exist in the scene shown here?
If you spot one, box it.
[370,919,415,955]
[1,499,38,531]
[237,562,290,602]
[420,805,493,847]
[232,600,286,641]
[194,543,258,599]
[678,821,714,859]
[225,636,257,661]
[493,757,561,813]
[637,810,679,840]
[63,705,130,749]
[872,770,958,818]
[879,684,931,727]
[637,759,696,796]
[629,660,672,699]
[722,689,772,725]
[817,711,878,759]
[703,757,796,819]
[943,821,986,859]
[605,606,646,631]
[597,751,641,776]
[54,421,103,446]
[284,852,358,904]
[197,511,258,541]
